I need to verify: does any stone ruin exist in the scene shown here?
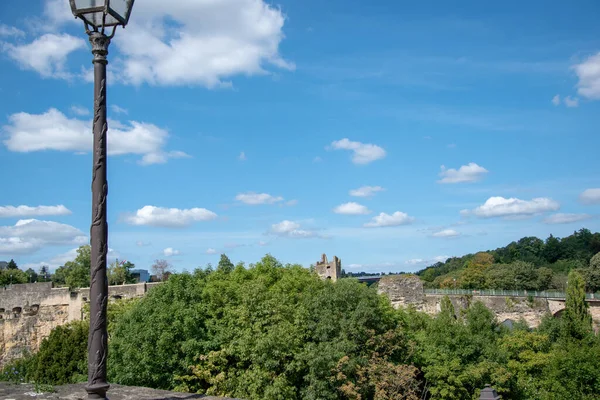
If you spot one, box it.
[315,254,341,281]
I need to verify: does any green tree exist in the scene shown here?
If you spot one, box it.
[561,270,593,340]
[108,260,136,285]
[217,254,234,273]
[24,268,38,283]
[543,234,563,263]
[62,245,91,289]
[0,268,28,285]
[6,259,18,270]
[27,320,88,385]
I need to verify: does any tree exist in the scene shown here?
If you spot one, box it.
[38,266,50,282]
[0,268,27,286]
[24,268,38,283]
[108,260,136,285]
[217,254,234,273]
[60,245,91,289]
[6,259,18,270]
[543,234,563,263]
[562,270,593,340]
[151,259,172,281]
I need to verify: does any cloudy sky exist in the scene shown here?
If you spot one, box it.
[1,0,600,273]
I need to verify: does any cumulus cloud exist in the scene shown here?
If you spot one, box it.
[462,196,560,218]
[574,52,600,100]
[285,199,298,206]
[2,108,188,165]
[349,185,385,197]
[579,188,600,205]
[125,206,217,228]
[235,192,284,205]
[110,105,128,115]
[329,138,386,165]
[22,247,120,272]
[364,211,415,228]
[206,248,217,255]
[0,205,71,218]
[0,219,87,255]
[0,24,25,38]
[552,94,560,106]
[333,202,371,215]
[109,0,293,87]
[438,162,488,184]
[70,105,90,116]
[431,229,461,238]
[163,247,180,257]
[269,220,320,238]
[543,213,592,224]
[564,96,579,108]
[405,255,450,266]
[3,33,86,79]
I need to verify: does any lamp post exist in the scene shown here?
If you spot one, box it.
[68,1,135,399]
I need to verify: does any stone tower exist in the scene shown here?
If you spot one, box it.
[315,254,341,281]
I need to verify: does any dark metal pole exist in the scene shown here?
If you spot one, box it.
[86,31,111,400]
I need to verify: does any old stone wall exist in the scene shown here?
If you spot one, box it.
[0,282,160,367]
[377,275,600,329]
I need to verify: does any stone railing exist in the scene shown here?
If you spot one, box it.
[424,288,600,300]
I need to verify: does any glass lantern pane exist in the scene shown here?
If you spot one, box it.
[81,10,119,28]
[74,0,106,10]
[109,0,129,20]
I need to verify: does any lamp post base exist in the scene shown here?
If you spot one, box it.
[85,382,110,399]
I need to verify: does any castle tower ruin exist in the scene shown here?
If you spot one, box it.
[315,254,341,281]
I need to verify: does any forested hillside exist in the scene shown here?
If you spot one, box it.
[417,228,600,292]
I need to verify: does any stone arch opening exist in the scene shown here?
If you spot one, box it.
[111,294,122,300]
[12,307,22,317]
[0,308,5,313]
[553,309,565,318]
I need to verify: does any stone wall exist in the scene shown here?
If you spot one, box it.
[0,282,160,367]
[315,254,342,281]
[377,275,600,329]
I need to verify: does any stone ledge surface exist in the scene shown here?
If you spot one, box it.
[0,382,239,400]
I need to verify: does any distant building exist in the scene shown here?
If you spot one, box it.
[0,261,7,270]
[130,269,150,283]
[315,254,341,281]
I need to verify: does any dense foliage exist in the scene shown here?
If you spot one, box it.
[418,229,600,292]
[2,254,600,399]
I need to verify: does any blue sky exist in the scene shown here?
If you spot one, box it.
[1,0,600,274]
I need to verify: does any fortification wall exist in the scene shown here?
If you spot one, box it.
[377,275,600,329]
[0,282,160,367]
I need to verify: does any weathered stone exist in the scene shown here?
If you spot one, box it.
[315,254,341,282]
[377,275,424,307]
[0,382,239,399]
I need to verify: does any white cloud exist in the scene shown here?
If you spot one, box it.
[329,138,386,165]
[580,188,600,205]
[110,105,128,115]
[0,205,71,218]
[364,211,415,228]
[269,220,319,238]
[431,229,461,238]
[236,192,283,205]
[333,202,371,215]
[206,248,217,255]
[564,96,579,108]
[238,151,247,161]
[0,24,25,38]
[136,241,151,247]
[463,196,560,218]
[574,52,600,100]
[125,206,217,228]
[438,162,488,184]
[313,156,322,163]
[543,213,592,224]
[285,199,298,206]
[70,105,90,116]
[2,108,188,165]
[349,185,385,197]
[258,241,269,246]
[552,94,560,106]
[405,255,450,266]
[110,0,293,87]
[22,247,120,272]
[163,247,180,257]
[0,219,87,255]
[3,33,85,79]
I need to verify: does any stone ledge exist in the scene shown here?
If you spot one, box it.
[0,382,238,400]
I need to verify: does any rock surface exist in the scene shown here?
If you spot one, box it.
[0,382,239,400]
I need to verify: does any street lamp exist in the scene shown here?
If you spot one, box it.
[68,1,135,399]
